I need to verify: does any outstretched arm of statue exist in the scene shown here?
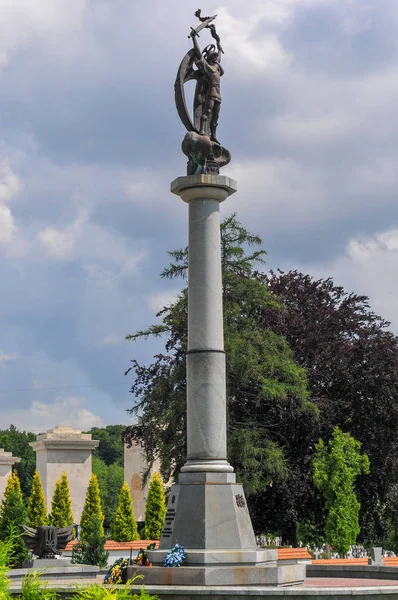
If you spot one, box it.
[190,31,203,62]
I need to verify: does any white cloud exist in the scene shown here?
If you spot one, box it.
[0,0,87,72]
[306,228,398,334]
[148,290,180,313]
[38,210,87,259]
[100,333,124,346]
[0,160,20,245]
[0,352,17,362]
[2,395,104,432]
[217,6,291,75]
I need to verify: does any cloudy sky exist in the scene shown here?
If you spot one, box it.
[1,0,398,433]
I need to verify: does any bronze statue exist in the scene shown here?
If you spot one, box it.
[175,10,231,175]
[21,524,76,559]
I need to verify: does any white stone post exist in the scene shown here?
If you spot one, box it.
[0,449,20,504]
[29,426,99,523]
[172,175,236,473]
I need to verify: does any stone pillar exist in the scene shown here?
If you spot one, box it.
[0,449,20,503]
[154,174,258,554]
[181,177,234,474]
[29,426,99,523]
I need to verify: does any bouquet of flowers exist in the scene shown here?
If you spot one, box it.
[163,544,186,567]
[134,548,152,567]
[103,557,128,584]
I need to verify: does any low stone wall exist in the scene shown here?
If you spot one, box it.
[307,564,398,580]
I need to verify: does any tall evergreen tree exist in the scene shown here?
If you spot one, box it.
[80,474,104,541]
[27,471,48,528]
[313,427,370,555]
[110,483,139,541]
[0,473,29,567]
[142,472,166,540]
[92,456,124,526]
[72,514,109,568]
[48,473,74,528]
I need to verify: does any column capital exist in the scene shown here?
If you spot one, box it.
[171,174,237,203]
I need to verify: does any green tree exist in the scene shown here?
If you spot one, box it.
[27,471,48,528]
[72,514,109,568]
[0,425,36,499]
[80,474,104,541]
[313,427,370,555]
[86,425,125,467]
[125,214,317,541]
[0,473,29,567]
[92,456,124,526]
[110,483,139,541]
[266,270,398,545]
[142,472,166,540]
[48,473,74,528]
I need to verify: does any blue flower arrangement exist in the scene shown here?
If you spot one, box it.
[163,544,186,567]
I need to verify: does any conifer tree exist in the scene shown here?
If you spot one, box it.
[48,472,74,528]
[142,472,166,540]
[72,514,109,568]
[313,427,370,555]
[110,483,139,541]
[80,474,104,540]
[27,471,48,528]
[0,472,29,567]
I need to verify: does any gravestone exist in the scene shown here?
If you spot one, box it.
[368,547,384,566]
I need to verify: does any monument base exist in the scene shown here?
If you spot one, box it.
[22,558,72,568]
[140,472,305,586]
[159,473,257,550]
[129,550,305,586]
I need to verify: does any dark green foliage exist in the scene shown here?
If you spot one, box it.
[72,514,109,569]
[86,425,125,467]
[27,471,48,528]
[80,474,104,541]
[0,425,36,499]
[0,473,29,567]
[92,457,124,526]
[125,215,316,538]
[313,427,370,555]
[266,270,398,544]
[48,473,74,528]
[110,483,139,542]
[141,473,166,540]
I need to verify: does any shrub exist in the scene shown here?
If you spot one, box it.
[80,474,104,540]
[27,471,48,528]
[0,473,29,567]
[110,483,139,541]
[72,514,109,569]
[141,472,166,540]
[48,472,74,528]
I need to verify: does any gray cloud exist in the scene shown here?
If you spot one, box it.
[0,0,397,429]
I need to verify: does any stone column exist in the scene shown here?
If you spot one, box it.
[29,426,99,523]
[173,175,236,474]
[0,449,20,504]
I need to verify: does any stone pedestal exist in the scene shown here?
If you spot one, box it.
[29,426,99,523]
[0,449,20,503]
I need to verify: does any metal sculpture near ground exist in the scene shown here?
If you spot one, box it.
[21,524,75,560]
